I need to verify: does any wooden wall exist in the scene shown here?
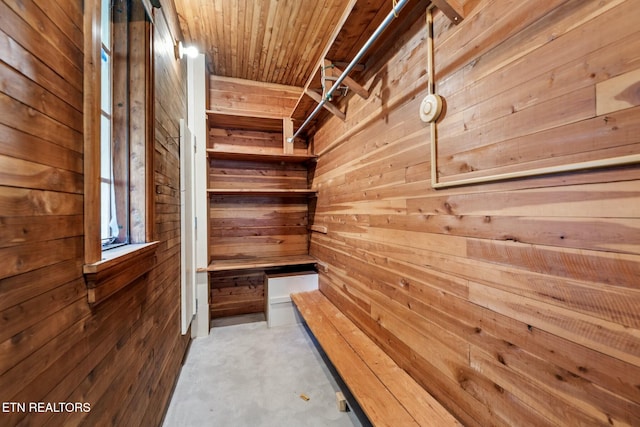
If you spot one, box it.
[0,0,189,425]
[310,1,640,425]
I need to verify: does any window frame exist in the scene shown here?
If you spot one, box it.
[100,0,129,250]
[83,0,157,305]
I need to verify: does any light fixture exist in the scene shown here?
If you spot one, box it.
[175,41,200,60]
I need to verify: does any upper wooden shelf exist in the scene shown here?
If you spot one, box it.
[207,149,316,163]
[206,111,284,132]
[206,254,318,272]
[207,188,317,197]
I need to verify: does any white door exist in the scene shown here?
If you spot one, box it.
[180,119,197,334]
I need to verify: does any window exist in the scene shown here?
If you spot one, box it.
[84,0,157,304]
[100,0,130,249]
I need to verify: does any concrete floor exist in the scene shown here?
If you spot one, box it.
[162,316,364,427]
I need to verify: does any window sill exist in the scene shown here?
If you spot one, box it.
[83,241,160,305]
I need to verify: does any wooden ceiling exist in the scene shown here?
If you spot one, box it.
[173,0,358,87]
[172,0,464,86]
[173,0,464,127]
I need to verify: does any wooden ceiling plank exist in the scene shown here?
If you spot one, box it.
[239,0,251,78]
[230,0,239,77]
[294,1,344,84]
[223,0,234,77]
[304,1,353,83]
[173,0,192,45]
[248,0,268,81]
[214,0,225,75]
[235,0,247,78]
[279,0,332,86]
[290,0,357,117]
[265,0,301,83]
[229,0,237,75]
[214,0,226,76]
[281,1,324,85]
[197,2,209,47]
[256,0,279,81]
[206,1,219,74]
[195,2,207,50]
[271,0,305,84]
[287,2,333,86]
[260,0,282,82]
[280,0,325,85]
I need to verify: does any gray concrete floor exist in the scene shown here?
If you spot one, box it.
[162,316,363,427]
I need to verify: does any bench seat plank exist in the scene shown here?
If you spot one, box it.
[291,290,461,427]
[206,254,317,272]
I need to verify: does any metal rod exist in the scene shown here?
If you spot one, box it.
[288,0,411,143]
[427,6,438,187]
[427,5,435,95]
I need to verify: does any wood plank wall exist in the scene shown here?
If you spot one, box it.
[310,1,640,425]
[208,128,310,317]
[0,1,189,425]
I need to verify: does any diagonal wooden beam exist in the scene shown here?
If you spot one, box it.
[305,89,346,121]
[331,64,369,99]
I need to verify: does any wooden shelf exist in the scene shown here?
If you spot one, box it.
[207,254,318,272]
[207,149,316,163]
[205,108,318,318]
[206,111,284,132]
[207,188,316,197]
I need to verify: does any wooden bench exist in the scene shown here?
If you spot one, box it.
[291,290,461,427]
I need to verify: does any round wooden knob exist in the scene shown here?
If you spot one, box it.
[420,94,443,123]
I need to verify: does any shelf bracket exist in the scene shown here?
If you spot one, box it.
[322,59,335,101]
[290,0,410,141]
[430,0,465,24]
[305,89,346,121]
